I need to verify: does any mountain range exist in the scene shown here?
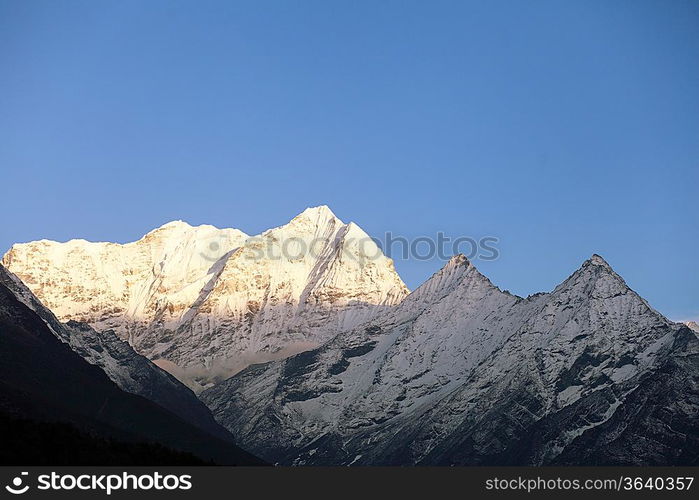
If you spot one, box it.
[3,206,407,391]
[201,254,698,465]
[1,206,696,465]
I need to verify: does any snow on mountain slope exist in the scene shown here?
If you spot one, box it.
[154,206,408,388]
[3,206,408,389]
[685,321,699,334]
[201,254,698,465]
[0,263,233,439]
[2,221,248,336]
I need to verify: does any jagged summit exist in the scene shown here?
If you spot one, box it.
[295,204,338,219]
[589,253,611,267]
[576,254,616,275]
[447,253,470,267]
[288,205,341,228]
[278,206,344,242]
[422,254,472,282]
[405,254,510,306]
[551,253,628,293]
[582,253,619,275]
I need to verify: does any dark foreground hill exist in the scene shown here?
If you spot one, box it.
[0,269,263,465]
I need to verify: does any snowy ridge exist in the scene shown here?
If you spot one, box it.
[2,206,409,389]
[201,254,698,465]
[2,221,248,336]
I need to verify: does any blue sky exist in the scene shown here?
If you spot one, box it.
[1,0,697,320]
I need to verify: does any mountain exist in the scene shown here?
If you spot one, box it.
[0,265,229,439]
[1,221,247,388]
[2,221,248,337]
[2,206,408,390]
[201,254,699,466]
[0,263,262,465]
[685,321,699,334]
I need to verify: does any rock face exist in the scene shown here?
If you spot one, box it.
[0,264,230,440]
[2,206,408,389]
[200,254,699,466]
[0,264,262,465]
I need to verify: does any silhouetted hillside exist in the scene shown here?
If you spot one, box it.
[0,412,208,465]
[0,270,264,465]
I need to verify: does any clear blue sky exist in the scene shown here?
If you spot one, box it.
[1,0,697,321]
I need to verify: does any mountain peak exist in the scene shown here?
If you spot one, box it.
[546,253,652,317]
[402,254,489,305]
[587,253,612,269]
[143,220,194,238]
[446,253,470,268]
[581,254,628,287]
[435,255,498,290]
[292,205,341,223]
[158,220,193,229]
[558,254,619,285]
[281,206,344,236]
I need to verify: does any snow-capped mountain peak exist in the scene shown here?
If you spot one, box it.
[3,206,409,390]
[588,253,612,268]
[290,204,340,225]
[398,254,502,312]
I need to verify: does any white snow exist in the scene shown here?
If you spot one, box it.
[2,206,409,388]
[202,253,681,465]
